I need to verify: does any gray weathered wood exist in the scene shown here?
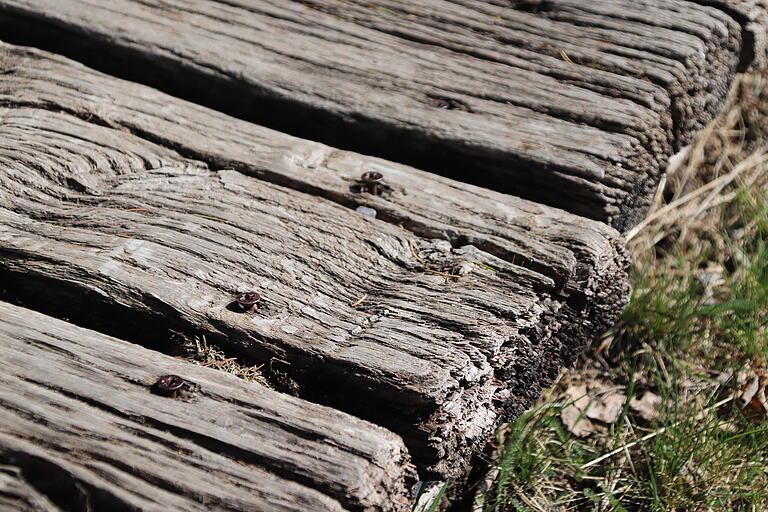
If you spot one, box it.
[0,301,414,512]
[0,0,746,229]
[686,0,768,70]
[0,43,629,478]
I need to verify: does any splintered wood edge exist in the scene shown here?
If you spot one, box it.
[0,301,416,512]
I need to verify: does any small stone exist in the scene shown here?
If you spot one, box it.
[355,206,377,218]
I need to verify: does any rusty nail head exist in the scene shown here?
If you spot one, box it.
[155,374,186,397]
[357,172,387,195]
[360,171,384,183]
[236,291,261,311]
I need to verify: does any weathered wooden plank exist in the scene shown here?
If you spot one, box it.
[0,105,551,479]
[0,39,632,346]
[0,42,626,298]
[0,43,629,478]
[0,0,744,229]
[0,41,631,360]
[686,0,768,70]
[0,301,414,512]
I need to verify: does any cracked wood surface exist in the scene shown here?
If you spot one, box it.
[0,43,629,478]
[0,301,414,512]
[0,0,746,230]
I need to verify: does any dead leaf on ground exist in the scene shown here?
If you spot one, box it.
[561,404,596,438]
[736,367,767,420]
[585,392,626,424]
[560,383,626,436]
[561,385,594,437]
[630,391,662,422]
[565,384,592,409]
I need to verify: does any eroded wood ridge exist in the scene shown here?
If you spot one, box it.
[0,0,743,229]
[0,43,629,478]
[685,0,768,70]
[0,301,414,512]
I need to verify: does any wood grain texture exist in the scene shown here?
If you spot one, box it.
[0,301,414,512]
[0,0,743,229]
[0,43,629,478]
[686,0,768,70]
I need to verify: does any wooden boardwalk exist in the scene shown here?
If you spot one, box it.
[0,0,763,509]
[0,42,629,479]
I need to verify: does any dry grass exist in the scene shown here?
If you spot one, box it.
[171,332,304,395]
[170,331,270,386]
[465,71,768,512]
[627,72,768,257]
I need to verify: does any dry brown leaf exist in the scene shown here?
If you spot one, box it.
[560,404,595,438]
[560,384,625,435]
[567,385,591,408]
[716,369,734,384]
[737,367,768,420]
[630,391,662,422]
[585,392,626,424]
[560,385,595,437]
[740,376,760,406]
